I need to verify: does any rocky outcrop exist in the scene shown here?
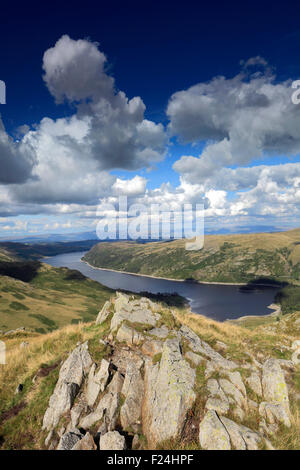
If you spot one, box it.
[86,359,110,407]
[110,293,160,332]
[120,361,144,432]
[262,359,289,407]
[116,323,144,346]
[179,325,237,370]
[246,372,262,397]
[100,431,126,450]
[199,410,272,450]
[42,342,92,431]
[95,301,112,325]
[142,338,196,447]
[199,410,231,450]
[72,432,97,450]
[259,358,291,430]
[41,293,294,451]
[57,429,83,450]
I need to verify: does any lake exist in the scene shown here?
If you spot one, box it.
[45,251,280,322]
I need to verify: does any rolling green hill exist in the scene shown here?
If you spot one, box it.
[83,228,300,284]
[0,260,114,333]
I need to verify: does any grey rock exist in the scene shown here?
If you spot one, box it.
[42,342,92,431]
[219,378,247,409]
[70,400,87,428]
[86,359,110,407]
[45,429,54,447]
[120,361,144,432]
[205,397,230,415]
[116,323,144,346]
[180,325,237,370]
[185,350,205,366]
[225,371,246,397]
[72,432,96,450]
[220,416,267,450]
[141,339,163,357]
[199,410,231,450]
[262,359,289,411]
[206,378,228,403]
[148,326,169,339]
[111,293,160,332]
[57,429,83,450]
[246,372,262,397]
[80,372,124,431]
[142,338,196,447]
[100,431,126,450]
[96,301,112,325]
[259,401,291,428]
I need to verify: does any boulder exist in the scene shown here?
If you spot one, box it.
[185,350,205,366]
[219,378,247,409]
[148,326,169,338]
[219,416,268,450]
[205,397,230,415]
[141,339,163,357]
[120,361,144,432]
[259,402,291,428]
[70,401,87,428]
[206,378,228,403]
[116,323,144,346]
[225,371,246,397]
[100,431,126,450]
[86,359,110,407]
[80,372,124,431]
[179,325,237,370]
[57,429,83,450]
[96,301,112,325]
[142,338,196,447]
[111,294,160,332]
[111,348,144,375]
[43,342,92,431]
[246,372,262,397]
[199,410,231,450]
[261,359,289,410]
[259,418,279,437]
[72,432,96,450]
[114,292,130,313]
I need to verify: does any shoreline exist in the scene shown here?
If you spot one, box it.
[81,258,247,285]
[80,258,282,288]
[228,303,281,322]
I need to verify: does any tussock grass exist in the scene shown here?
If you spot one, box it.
[0,297,299,450]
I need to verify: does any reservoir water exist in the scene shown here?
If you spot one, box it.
[45,251,280,322]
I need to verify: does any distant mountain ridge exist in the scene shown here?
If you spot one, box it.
[83,228,300,285]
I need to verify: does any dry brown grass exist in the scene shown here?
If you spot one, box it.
[0,323,93,401]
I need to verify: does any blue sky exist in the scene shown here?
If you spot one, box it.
[1,0,300,238]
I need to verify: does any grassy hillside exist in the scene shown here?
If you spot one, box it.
[0,240,98,260]
[83,228,300,284]
[0,303,299,450]
[0,262,114,333]
[0,248,18,262]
